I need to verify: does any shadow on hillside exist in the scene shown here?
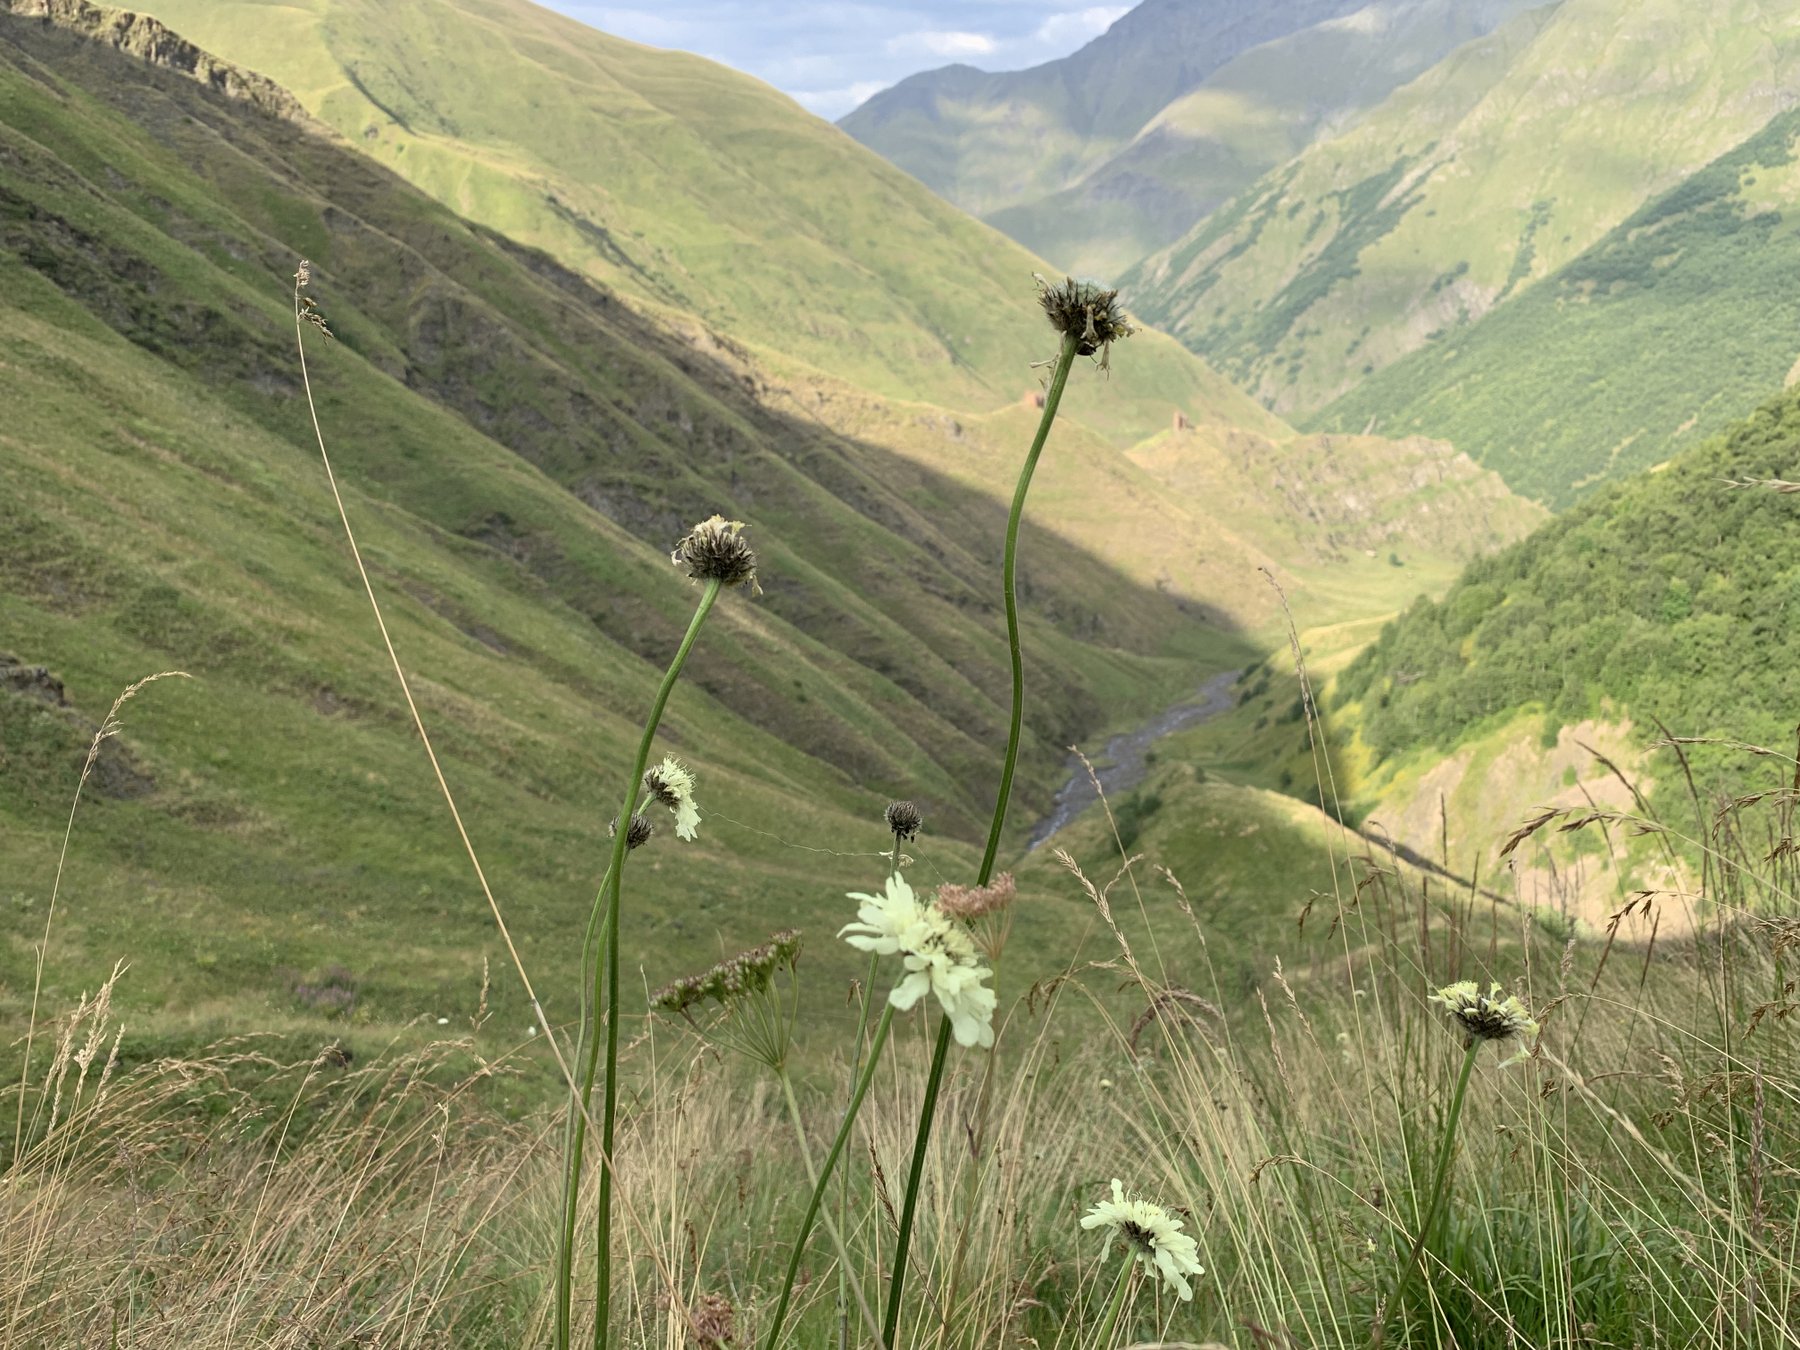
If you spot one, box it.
[0,13,1268,846]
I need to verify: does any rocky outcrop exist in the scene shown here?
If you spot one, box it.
[0,0,319,128]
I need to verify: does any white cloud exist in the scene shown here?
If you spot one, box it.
[791,80,890,118]
[885,29,998,58]
[1032,5,1128,48]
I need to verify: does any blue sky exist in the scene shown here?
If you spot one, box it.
[542,2,1138,119]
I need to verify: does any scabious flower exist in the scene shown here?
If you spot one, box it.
[839,873,996,1048]
[884,800,923,841]
[609,814,655,850]
[1431,980,1539,1062]
[672,515,760,593]
[1035,274,1135,361]
[1080,1178,1204,1300]
[643,756,700,840]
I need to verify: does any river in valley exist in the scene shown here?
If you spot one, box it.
[1025,666,1243,850]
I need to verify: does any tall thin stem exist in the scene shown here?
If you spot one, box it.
[777,1070,889,1350]
[762,1006,896,1350]
[557,579,723,1350]
[882,330,1081,1348]
[1092,1259,1137,1350]
[1370,1038,1481,1350]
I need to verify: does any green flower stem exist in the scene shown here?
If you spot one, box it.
[1092,1259,1136,1350]
[1371,1037,1481,1350]
[978,328,1080,885]
[777,1069,888,1350]
[762,1004,896,1350]
[838,951,881,1350]
[555,577,723,1350]
[881,328,1082,1349]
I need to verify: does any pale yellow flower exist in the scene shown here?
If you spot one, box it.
[1431,980,1538,1062]
[644,757,700,841]
[839,873,996,1048]
[1080,1178,1203,1300]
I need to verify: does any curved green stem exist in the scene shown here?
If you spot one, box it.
[555,578,722,1350]
[762,1005,896,1350]
[1092,1259,1136,1350]
[977,329,1080,885]
[1371,1038,1481,1350]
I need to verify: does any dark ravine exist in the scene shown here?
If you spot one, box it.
[1027,666,1242,849]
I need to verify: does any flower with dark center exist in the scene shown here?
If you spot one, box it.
[884,800,923,841]
[1035,274,1135,357]
[1431,980,1539,1060]
[642,756,700,841]
[671,515,760,593]
[1080,1178,1204,1300]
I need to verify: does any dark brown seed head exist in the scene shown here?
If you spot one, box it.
[672,515,759,592]
[1036,274,1134,356]
[884,800,923,841]
[610,814,655,850]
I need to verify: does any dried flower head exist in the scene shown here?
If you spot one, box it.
[884,800,923,841]
[672,515,759,592]
[840,873,996,1048]
[1080,1178,1204,1300]
[689,1292,736,1348]
[935,872,1017,922]
[293,258,334,339]
[1036,274,1134,358]
[1432,980,1539,1058]
[609,814,655,850]
[643,756,700,841]
[650,930,803,1018]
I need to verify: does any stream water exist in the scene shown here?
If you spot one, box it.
[1025,667,1243,850]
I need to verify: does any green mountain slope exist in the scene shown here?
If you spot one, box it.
[1312,106,1800,506]
[0,6,1229,1029]
[1127,0,1800,419]
[114,0,1256,443]
[0,5,1542,1048]
[1332,384,1800,852]
[976,0,1542,279]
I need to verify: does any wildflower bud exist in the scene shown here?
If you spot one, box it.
[936,872,1016,922]
[1431,980,1539,1059]
[609,814,655,850]
[884,800,923,841]
[671,515,759,592]
[1035,274,1135,356]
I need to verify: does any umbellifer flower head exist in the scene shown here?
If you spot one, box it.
[935,872,1017,922]
[643,756,700,841]
[1431,980,1539,1059]
[884,800,923,841]
[839,873,996,1048]
[1080,1178,1204,1300]
[650,929,803,1018]
[671,515,759,593]
[1036,274,1135,357]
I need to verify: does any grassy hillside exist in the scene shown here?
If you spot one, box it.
[1127,0,1800,419]
[0,4,1549,1071]
[0,7,1242,1048]
[978,0,1540,279]
[1313,106,1800,506]
[116,0,1263,444]
[1331,383,1800,848]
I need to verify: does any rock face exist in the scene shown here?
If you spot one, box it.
[0,0,317,126]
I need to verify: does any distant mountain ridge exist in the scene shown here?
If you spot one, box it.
[1124,0,1800,425]
[842,0,1539,278]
